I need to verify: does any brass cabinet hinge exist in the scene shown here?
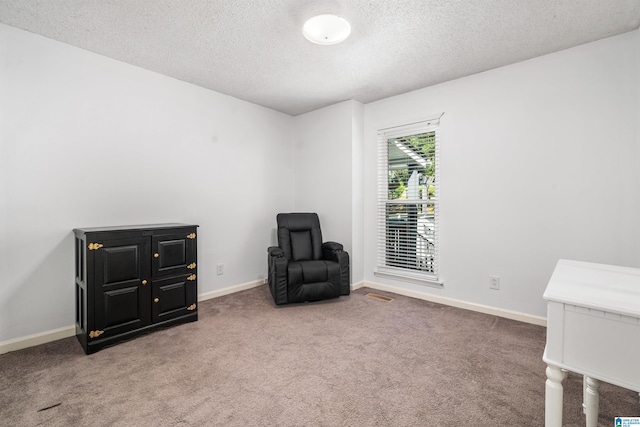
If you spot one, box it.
[89,330,104,338]
[187,304,197,311]
[187,263,196,269]
[186,233,196,239]
[187,274,196,281]
[88,243,103,251]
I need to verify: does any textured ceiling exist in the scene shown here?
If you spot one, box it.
[1,1,639,116]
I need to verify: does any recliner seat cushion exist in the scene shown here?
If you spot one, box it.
[287,260,341,302]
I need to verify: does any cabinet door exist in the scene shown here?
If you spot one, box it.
[93,237,151,337]
[152,231,197,277]
[152,275,197,323]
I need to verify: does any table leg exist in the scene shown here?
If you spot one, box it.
[545,365,564,427]
[584,376,600,427]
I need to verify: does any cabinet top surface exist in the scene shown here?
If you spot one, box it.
[543,259,640,317]
[74,223,198,234]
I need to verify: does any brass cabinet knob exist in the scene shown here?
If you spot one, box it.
[154,253,159,258]
[154,298,159,303]
[142,280,147,285]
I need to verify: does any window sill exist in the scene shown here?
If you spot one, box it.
[374,268,444,289]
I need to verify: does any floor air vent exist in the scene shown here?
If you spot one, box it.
[366,293,394,302]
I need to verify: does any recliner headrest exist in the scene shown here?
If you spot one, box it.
[276,213,323,261]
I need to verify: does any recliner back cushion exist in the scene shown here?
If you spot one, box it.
[277,213,323,261]
[290,230,313,261]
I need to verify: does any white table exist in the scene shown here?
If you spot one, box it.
[543,259,640,427]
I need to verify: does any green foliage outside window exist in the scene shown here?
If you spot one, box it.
[387,131,436,202]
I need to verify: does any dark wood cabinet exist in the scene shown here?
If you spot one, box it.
[74,224,198,354]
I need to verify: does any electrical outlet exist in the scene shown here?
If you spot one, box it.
[217,264,224,275]
[489,275,500,290]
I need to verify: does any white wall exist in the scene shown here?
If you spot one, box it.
[636,29,640,265]
[0,24,294,343]
[351,101,365,284]
[292,101,356,263]
[363,30,640,318]
[3,22,639,346]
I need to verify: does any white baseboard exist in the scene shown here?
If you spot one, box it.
[198,278,266,301]
[351,280,365,290]
[362,280,547,327]
[0,325,76,355]
[1,278,545,355]
[0,279,269,355]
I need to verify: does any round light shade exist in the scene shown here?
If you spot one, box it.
[302,14,351,45]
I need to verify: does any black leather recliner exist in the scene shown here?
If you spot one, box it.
[267,213,350,305]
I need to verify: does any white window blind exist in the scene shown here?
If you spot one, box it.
[376,117,441,283]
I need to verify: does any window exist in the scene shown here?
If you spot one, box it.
[376,117,441,284]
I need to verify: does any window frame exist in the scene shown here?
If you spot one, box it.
[375,116,443,288]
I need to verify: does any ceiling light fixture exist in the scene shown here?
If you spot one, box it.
[302,14,351,45]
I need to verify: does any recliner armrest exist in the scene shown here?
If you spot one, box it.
[267,246,288,305]
[322,242,350,297]
[268,246,285,257]
[322,241,343,252]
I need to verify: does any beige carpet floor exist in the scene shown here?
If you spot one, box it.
[1,285,638,426]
